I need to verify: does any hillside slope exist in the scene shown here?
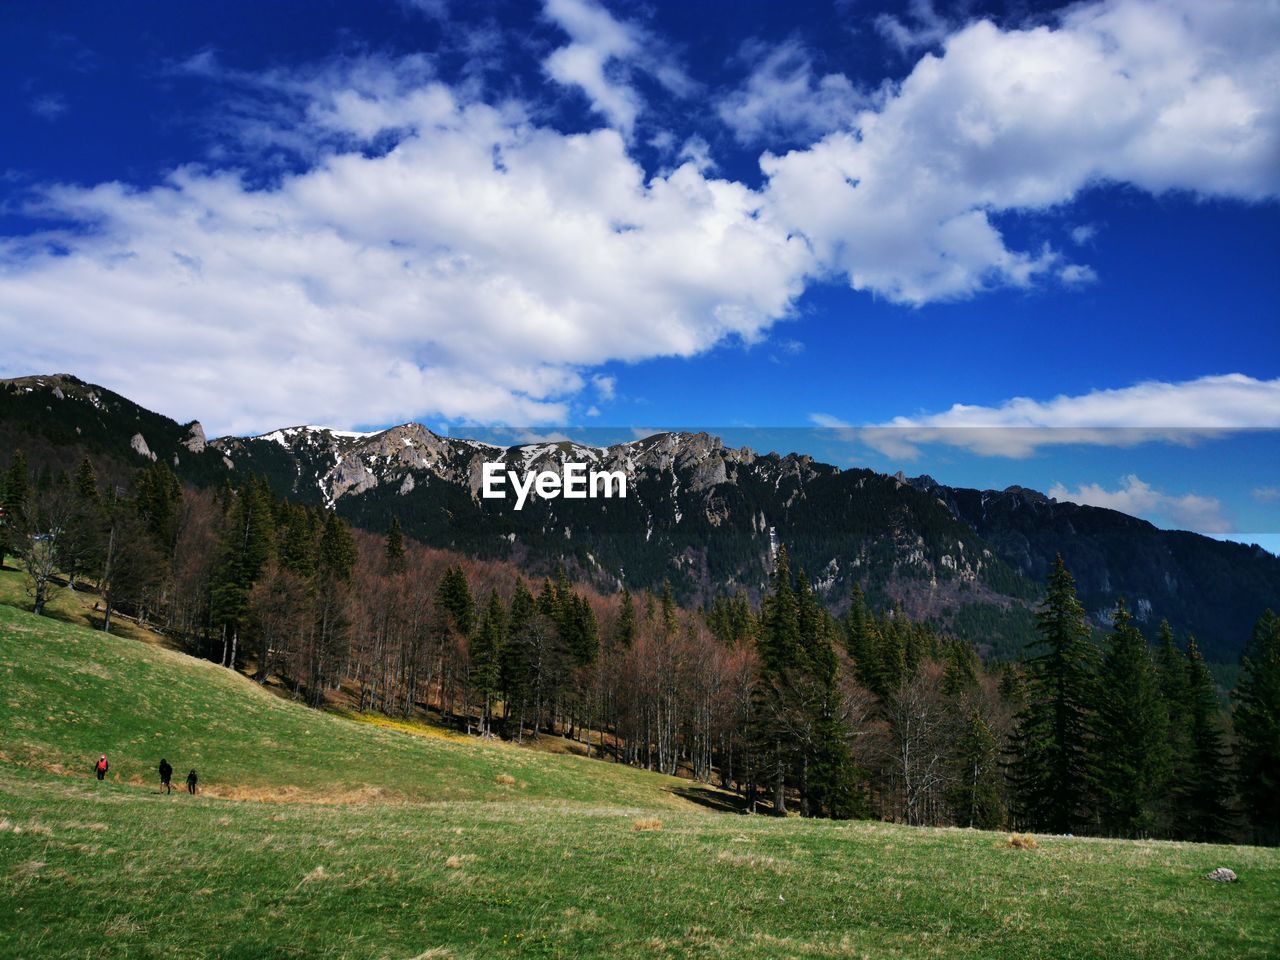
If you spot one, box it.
[0,602,713,810]
[1,602,1279,958]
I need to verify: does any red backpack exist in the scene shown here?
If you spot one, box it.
[96,758,108,773]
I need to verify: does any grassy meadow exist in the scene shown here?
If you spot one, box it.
[1,566,1278,959]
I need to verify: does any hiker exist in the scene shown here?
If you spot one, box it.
[158,758,173,794]
[186,769,198,795]
[94,755,109,780]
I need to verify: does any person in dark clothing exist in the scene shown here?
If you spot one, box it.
[186,769,198,795]
[94,755,108,781]
[158,758,173,794]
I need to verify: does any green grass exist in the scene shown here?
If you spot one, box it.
[2,579,1279,959]
[0,556,172,650]
[0,598,708,809]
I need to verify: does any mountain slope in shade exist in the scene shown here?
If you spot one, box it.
[910,475,1280,661]
[3,373,1277,661]
[0,374,228,487]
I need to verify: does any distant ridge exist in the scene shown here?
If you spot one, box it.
[3,372,1277,660]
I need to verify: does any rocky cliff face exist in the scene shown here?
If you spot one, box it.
[0,373,226,485]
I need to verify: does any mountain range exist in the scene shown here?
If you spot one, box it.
[3,373,1276,661]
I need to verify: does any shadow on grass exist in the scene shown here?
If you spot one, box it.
[672,784,750,814]
[0,585,178,651]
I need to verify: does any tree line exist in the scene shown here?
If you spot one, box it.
[2,451,1277,844]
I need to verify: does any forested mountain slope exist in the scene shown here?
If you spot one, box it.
[4,373,1277,660]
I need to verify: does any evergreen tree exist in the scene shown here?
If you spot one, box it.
[278,504,317,577]
[60,457,104,591]
[1153,620,1193,834]
[385,516,406,576]
[950,709,1003,829]
[439,566,474,627]
[942,638,980,697]
[1183,637,1234,841]
[759,547,800,674]
[318,511,357,581]
[500,579,537,737]
[755,546,802,814]
[900,605,929,678]
[537,577,558,619]
[1234,610,1280,844]
[843,583,872,667]
[1,450,31,568]
[309,513,355,707]
[660,579,677,636]
[73,457,99,504]
[1092,600,1169,837]
[566,594,599,666]
[1009,556,1096,834]
[997,662,1025,706]
[796,571,862,819]
[710,590,757,646]
[134,461,183,555]
[210,478,276,664]
[729,590,757,646]
[749,551,862,818]
[615,586,636,648]
[865,616,904,699]
[471,590,507,736]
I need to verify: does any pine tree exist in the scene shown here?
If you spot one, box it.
[1009,556,1096,834]
[278,504,317,577]
[63,458,104,591]
[435,565,476,639]
[1233,610,1280,844]
[1153,620,1192,834]
[843,583,872,667]
[309,512,355,707]
[729,590,757,646]
[760,547,800,670]
[384,516,406,576]
[1183,637,1234,841]
[501,579,536,739]
[865,616,904,699]
[942,638,979,697]
[471,590,507,736]
[73,457,99,504]
[134,461,183,555]
[210,479,276,666]
[1092,600,1169,837]
[950,709,1002,829]
[615,587,636,648]
[567,594,599,666]
[755,546,801,814]
[660,579,677,636]
[1,450,31,568]
[796,571,862,819]
[318,511,357,581]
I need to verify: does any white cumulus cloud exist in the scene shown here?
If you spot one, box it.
[717,37,863,146]
[1048,474,1232,533]
[764,0,1280,304]
[1,0,1277,434]
[541,0,692,138]
[859,374,1280,458]
[0,62,807,435]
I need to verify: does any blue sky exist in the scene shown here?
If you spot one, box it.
[1,0,1277,546]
